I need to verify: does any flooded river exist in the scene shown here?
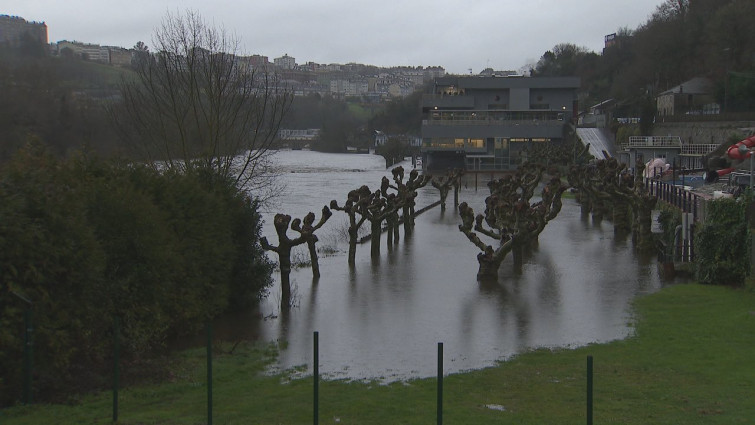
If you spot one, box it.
[248,150,663,381]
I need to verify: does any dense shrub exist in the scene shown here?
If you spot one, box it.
[695,197,750,286]
[0,145,272,406]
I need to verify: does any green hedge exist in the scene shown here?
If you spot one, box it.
[695,197,750,286]
[0,145,272,405]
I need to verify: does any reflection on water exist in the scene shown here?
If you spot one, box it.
[252,150,663,382]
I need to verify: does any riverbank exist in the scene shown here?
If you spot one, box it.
[3,283,753,424]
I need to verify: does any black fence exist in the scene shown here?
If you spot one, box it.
[646,179,703,263]
[16,324,599,425]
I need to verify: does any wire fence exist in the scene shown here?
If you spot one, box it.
[16,324,598,424]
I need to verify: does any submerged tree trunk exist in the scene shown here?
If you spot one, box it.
[386,211,400,246]
[307,238,320,278]
[370,220,382,257]
[260,214,306,310]
[476,250,504,281]
[402,204,417,235]
[634,197,657,251]
[511,244,524,274]
[278,244,293,308]
[439,186,450,211]
[612,198,632,236]
[347,227,358,266]
[293,207,331,278]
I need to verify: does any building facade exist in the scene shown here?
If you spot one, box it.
[57,40,111,63]
[656,77,717,117]
[0,15,48,46]
[420,75,580,172]
[274,54,296,70]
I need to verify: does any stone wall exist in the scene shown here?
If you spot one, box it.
[652,121,755,145]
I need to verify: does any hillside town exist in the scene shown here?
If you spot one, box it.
[1,14,448,100]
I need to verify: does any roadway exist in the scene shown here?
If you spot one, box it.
[576,127,616,159]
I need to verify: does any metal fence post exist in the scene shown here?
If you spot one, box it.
[437,342,443,425]
[24,309,33,405]
[587,355,593,425]
[207,321,213,425]
[314,331,319,425]
[113,316,119,423]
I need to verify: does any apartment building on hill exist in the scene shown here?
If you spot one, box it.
[0,15,48,46]
[420,75,580,172]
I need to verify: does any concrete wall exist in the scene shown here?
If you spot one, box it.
[652,121,755,145]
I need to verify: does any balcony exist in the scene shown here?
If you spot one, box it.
[422,94,475,109]
[626,136,681,148]
[681,144,718,156]
[621,136,718,157]
[421,140,487,154]
[423,110,566,126]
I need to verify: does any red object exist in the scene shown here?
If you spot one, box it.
[726,135,755,160]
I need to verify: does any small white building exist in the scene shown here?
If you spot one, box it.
[274,54,296,70]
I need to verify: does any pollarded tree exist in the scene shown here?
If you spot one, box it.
[366,177,404,255]
[431,168,464,211]
[388,166,431,234]
[567,161,613,222]
[260,214,305,307]
[630,159,659,251]
[596,158,635,235]
[290,206,332,278]
[261,207,331,306]
[458,164,568,280]
[331,185,373,266]
[113,10,292,199]
[569,158,657,250]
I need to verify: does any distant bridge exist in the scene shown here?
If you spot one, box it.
[278,129,320,150]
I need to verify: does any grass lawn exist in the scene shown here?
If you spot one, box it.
[2,283,754,424]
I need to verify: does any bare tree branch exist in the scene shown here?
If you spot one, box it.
[110,10,292,195]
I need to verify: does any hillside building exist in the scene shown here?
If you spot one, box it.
[274,54,296,70]
[0,15,48,46]
[656,77,718,117]
[420,75,580,172]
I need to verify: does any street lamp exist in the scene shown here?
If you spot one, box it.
[724,71,729,114]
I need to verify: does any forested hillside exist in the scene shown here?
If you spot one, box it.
[531,0,755,113]
[0,39,129,161]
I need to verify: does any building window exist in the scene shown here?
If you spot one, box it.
[468,139,484,148]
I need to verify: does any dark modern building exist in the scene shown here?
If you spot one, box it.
[420,75,580,172]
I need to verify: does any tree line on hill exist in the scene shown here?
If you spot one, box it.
[531,0,755,115]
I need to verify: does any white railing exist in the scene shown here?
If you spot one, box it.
[621,137,719,158]
[627,136,682,148]
[681,144,719,156]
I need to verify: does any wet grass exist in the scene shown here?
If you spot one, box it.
[2,283,755,424]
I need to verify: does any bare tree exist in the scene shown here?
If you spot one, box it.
[112,10,292,197]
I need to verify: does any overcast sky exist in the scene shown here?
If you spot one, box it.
[6,0,663,74]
